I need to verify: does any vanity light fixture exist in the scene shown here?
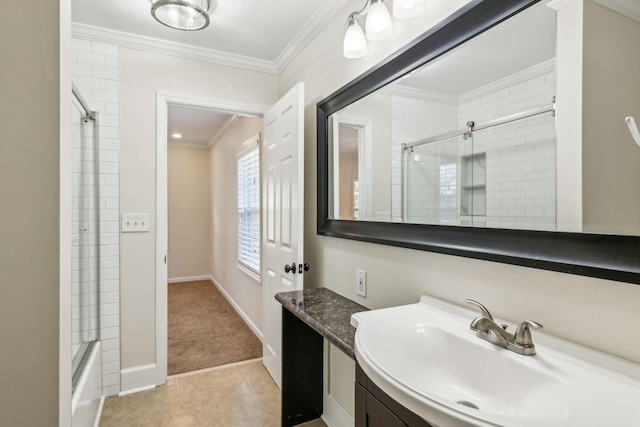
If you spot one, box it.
[366,0,393,41]
[343,0,424,59]
[343,15,368,59]
[151,0,211,31]
[171,133,183,139]
[393,0,425,20]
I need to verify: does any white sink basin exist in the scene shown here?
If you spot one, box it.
[351,296,640,427]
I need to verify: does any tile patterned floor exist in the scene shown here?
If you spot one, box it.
[99,359,328,427]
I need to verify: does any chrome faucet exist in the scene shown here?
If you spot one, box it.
[465,299,543,356]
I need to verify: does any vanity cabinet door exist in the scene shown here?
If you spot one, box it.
[356,363,433,427]
[356,382,407,427]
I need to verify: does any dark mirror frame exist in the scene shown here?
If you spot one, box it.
[317,0,640,285]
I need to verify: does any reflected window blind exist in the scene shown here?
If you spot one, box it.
[237,142,260,274]
[439,163,457,223]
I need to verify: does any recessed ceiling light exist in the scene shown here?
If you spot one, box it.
[171,133,182,139]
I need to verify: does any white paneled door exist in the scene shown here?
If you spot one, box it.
[262,83,305,388]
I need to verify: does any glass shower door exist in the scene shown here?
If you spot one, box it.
[404,134,465,225]
[71,89,99,389]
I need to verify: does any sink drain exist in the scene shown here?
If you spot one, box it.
[457,401,479,410]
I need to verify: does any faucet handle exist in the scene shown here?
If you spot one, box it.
[514,320,543,346]
[465,299,494,321]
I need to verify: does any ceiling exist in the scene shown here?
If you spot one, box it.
[72,1,639,147]
[396,0,640,96]
[398,1,556,96]
[167,105,237,148]
[71,0,348,73]
[71,0,347,147]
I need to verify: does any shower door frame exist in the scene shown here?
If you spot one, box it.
[71,84,101,392]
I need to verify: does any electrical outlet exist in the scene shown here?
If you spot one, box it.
[356,269,367,297]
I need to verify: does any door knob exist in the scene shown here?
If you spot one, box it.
[298,263,310,273]
[284,262,296,274]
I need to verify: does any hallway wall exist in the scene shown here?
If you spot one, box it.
[209,117,265,337]
[168,145,212,280]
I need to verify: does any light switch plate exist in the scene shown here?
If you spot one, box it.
[121,213,151,233]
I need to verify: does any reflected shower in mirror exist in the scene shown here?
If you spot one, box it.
[318,0,640,284]
[330,1,558,231]
[328,0,640,236]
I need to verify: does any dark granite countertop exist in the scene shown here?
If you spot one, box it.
[275,287,369,359]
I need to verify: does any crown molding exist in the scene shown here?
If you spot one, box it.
[208,115,239,147]
[458,58,555,104]
[73,0,349,75]
[547,0,579,11]
[593,0,640,21]
[382,85,458,105]
[168,140,211,149]
[384,59,556,106]
[72,23,278,74]
[274,0,350,72]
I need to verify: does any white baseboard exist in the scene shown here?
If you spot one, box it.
[208,275,263,342]
[120,364,157,395]
[322,394,354,427]
[168,275,211,284]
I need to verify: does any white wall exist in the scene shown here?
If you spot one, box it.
[209,117,265,335]
[168,145,212,280]
[119,47,278,377]
[279,0,640,419]
[71,37,122,397]
[555,0,584,232]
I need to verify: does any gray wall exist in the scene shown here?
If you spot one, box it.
[0,1,64,425]
[583,0,640,234]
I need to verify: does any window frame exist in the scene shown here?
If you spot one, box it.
[236,134,261,281]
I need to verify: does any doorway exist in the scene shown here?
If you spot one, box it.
[166,104,265,375]
[155,93,269,383]
[155,85,306,387]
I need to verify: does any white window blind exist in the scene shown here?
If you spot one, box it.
[237,138,260,275]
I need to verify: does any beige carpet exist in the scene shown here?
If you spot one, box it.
[168,280,262,375]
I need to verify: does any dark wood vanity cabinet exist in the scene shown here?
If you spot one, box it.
[356,363,433,427]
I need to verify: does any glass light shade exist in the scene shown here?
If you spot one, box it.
[365,0,392,41]
[151,0,210,31]
[393,0,425,20]
[343,20,368,59]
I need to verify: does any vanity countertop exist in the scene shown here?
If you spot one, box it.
[275,287,369,359]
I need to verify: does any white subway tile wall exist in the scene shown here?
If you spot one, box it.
[72,38,121,397]
[392,62,556,230]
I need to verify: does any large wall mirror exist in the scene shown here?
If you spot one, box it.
[317,0,640,284]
